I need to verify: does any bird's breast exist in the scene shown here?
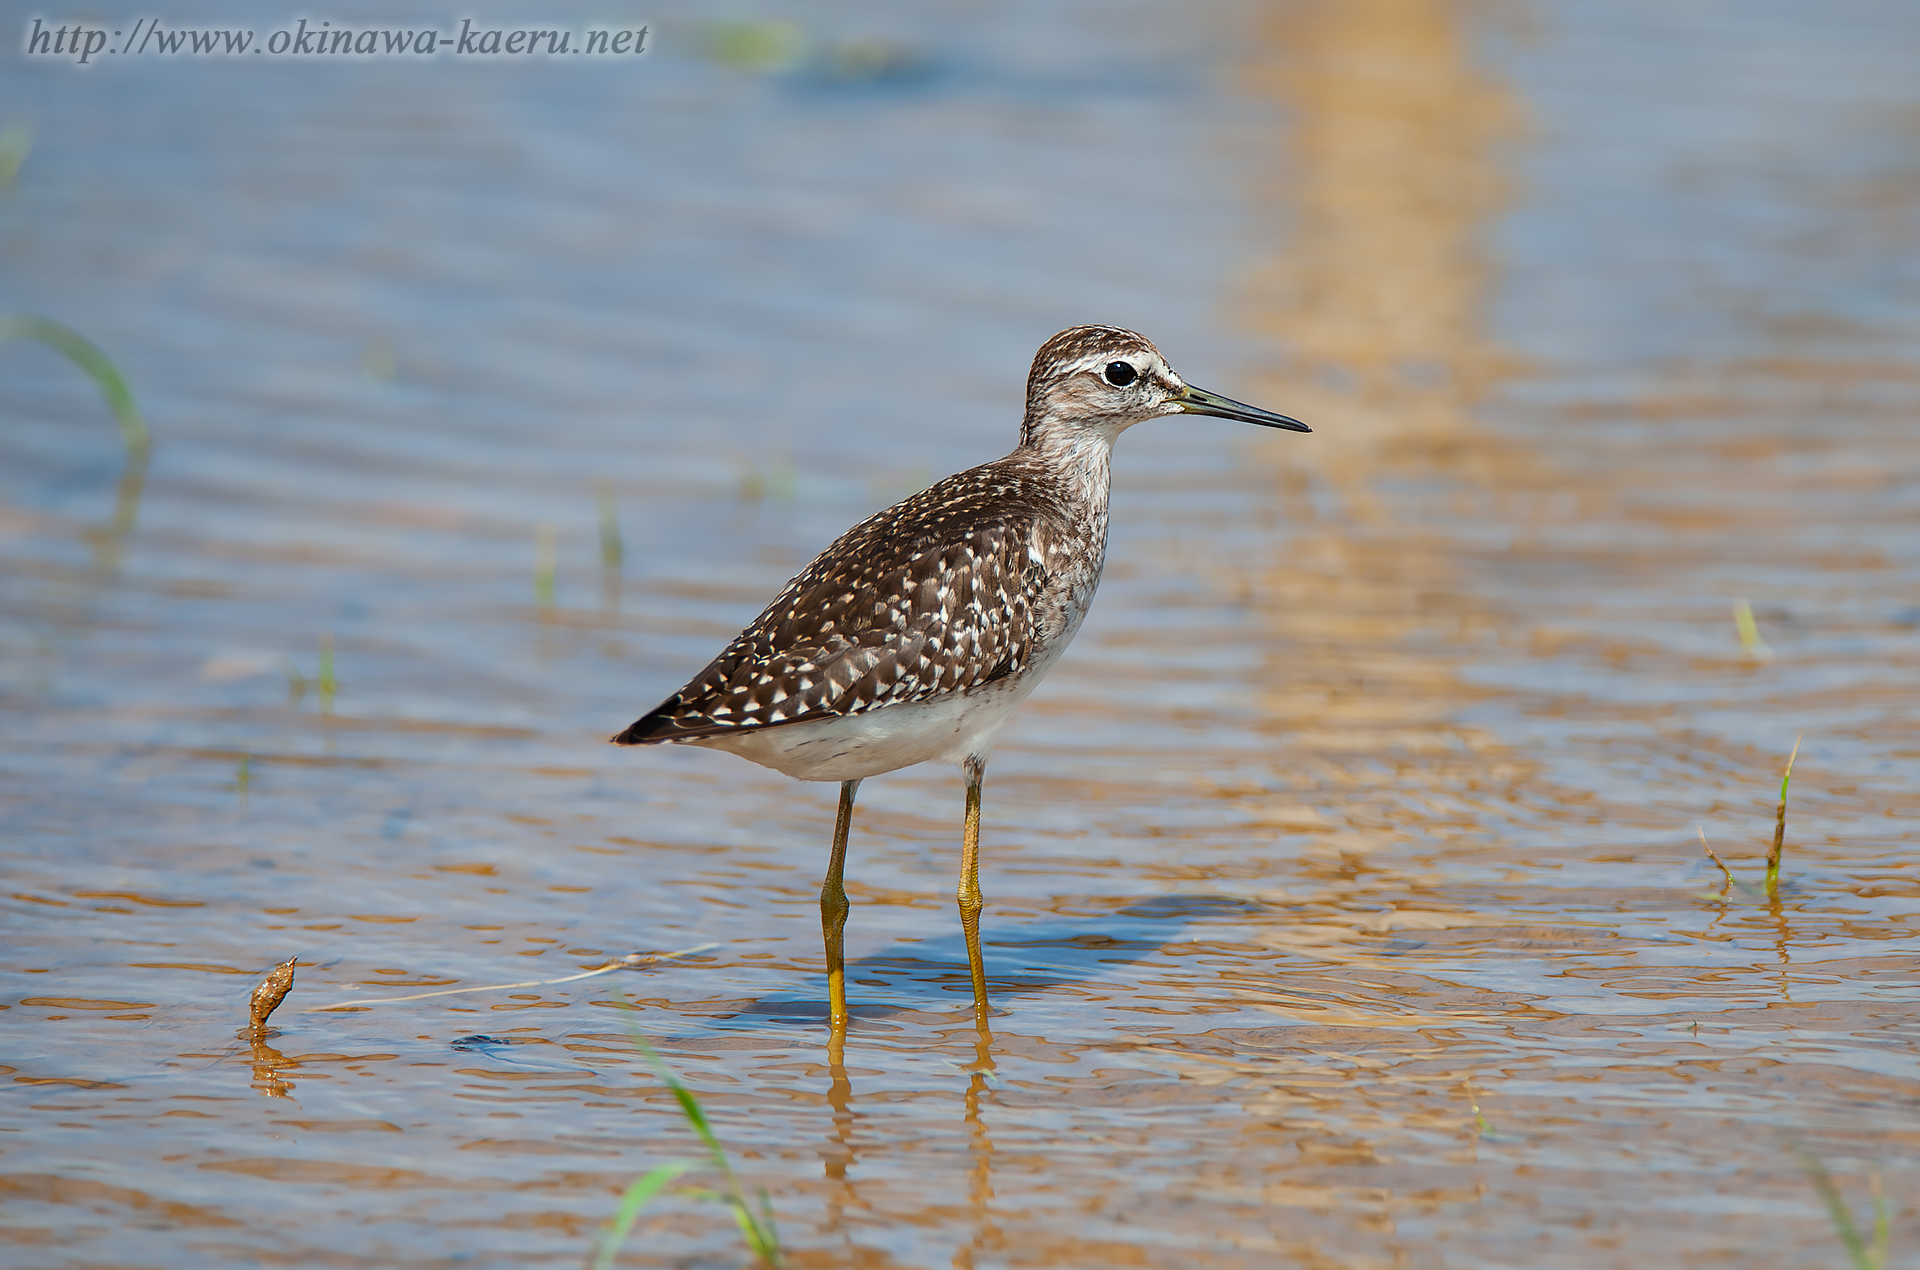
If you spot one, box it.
[1026,507,1107,645]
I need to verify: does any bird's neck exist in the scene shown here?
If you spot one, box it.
[1017,420,1118,515]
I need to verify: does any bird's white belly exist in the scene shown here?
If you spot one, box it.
[686,622,1083,783]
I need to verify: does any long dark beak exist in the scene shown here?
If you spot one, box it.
[1176,384,1310,433]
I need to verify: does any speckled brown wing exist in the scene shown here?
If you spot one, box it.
[614,466,1059,745]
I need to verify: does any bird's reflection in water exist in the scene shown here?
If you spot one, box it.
[796,896,1277,1256]
[822,1014,1003,1266]
[955,1020,1000,1269]
[822,1026,859,1240]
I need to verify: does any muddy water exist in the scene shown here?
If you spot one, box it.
[5,2,1919,1266]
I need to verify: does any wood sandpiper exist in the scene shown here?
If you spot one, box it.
[615,325,1308,1033]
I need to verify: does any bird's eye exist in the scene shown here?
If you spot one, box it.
[1103,361,1138,387]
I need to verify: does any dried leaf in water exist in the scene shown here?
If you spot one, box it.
[247,956,297,1032]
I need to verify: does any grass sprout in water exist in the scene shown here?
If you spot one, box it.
[362,334,397,382]
[283,637,336,711]
[1697,825,1735,894]
[1,314,150,555]
[0,314,148,458]
[0,119,31,190]
[283,659,308,706]
[1,131,149,556]
[1794,1145,1890,1270]
[535,522,558,609]
[1470,1095,1493,1140]
[1691,740,1802,899]
[318,634,336,713]
[597,483,624,613]
[588,996,780,1269]
[596,483,624,573]
[1764,736,1801,898]
[700,20,807,73]
[735,452,797,504]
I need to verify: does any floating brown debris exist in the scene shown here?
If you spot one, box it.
[245,956,297,1036]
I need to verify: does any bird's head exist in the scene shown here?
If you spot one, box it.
[1020,325,1309,448]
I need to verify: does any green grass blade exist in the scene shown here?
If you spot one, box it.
[752,1187,782,1260]
[0,314,148,456]
[605,994,782,1266]
[731,1202,781,1264]
[588,1161,692,1270]
[617,1025,730,1173]
[670,1082,729,1167]
[1794,1145,1874,1270]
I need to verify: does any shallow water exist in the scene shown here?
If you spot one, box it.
[4,1,1919,1267]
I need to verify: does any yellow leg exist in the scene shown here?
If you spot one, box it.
[957,757,990,1025]
[821,778,860,1037]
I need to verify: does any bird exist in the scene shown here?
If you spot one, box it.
[614,325,1308,1033]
